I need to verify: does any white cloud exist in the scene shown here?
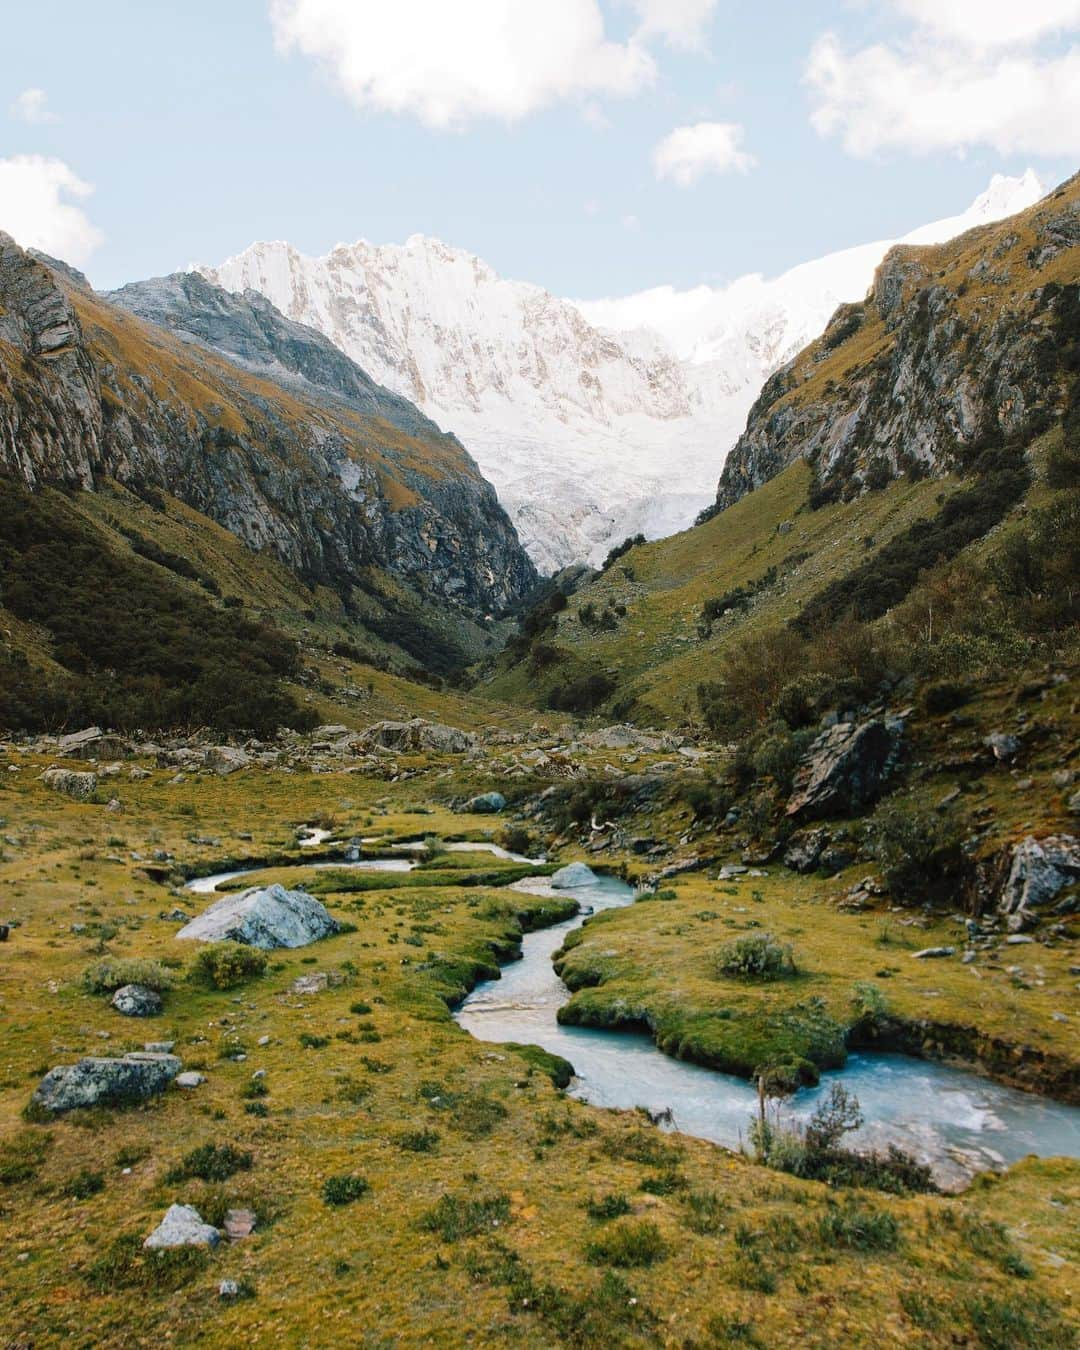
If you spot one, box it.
[10,87,57,124]
[653,121,756,185]
[269,0,657,128]
[894,0,1080,47]
[622,213,641,231]
[0,156,104,264]
[807,2,1080,157]
[630,0,718,51]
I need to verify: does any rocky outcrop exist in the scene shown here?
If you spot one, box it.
[786,716,904,819]
[176,884,340,949]
[31,1051,181,1113]
[998,834,1080,931]
[111,984,163,1017]
[716,175,1079,509]
[358,719,475,754]
[40,768,98,800]
[551,862,599,888]
[0,234,535,633]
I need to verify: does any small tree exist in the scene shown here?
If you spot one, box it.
[805,1083,864,1152]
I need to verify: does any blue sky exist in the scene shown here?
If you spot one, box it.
[1,1,1076,295]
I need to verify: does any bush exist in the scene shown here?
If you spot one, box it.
[546,672,616,715]
[166,1143,253,1183]
[82,958,177,994]
[0,1130,51,1184]
[816,1200,900,1251]
[866,804,969,907]
[712,933,795,981]
[322,1174,370,1207]
[84,1233,208,1292]
[190,942,268,990]
[584,1219,668,1268]
[397,1129,440,1153]
[923,680,971,714]
[62,1169,105,1199]
[419,1191,510,1241]
[585,1193,631,1221]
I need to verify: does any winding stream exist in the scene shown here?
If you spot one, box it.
[185,853,1080,1187]
[456,873,1080,1188]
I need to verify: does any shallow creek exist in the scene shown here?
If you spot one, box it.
[187,857,1080,1187]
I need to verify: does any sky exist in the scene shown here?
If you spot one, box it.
[0,1,1077,297]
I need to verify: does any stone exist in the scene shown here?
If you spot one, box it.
[358,719,474,754]
[144,1204,220,1250]
[911,947,955,959]
[1004,934,1035,945]
[31,1052,181,1113]
[175,1071,206,1088]
[224,1208,256,1241]
[40,767,97,800]
[290,972,329,994]
[219,1280,241,1299]
[786,716,904,819]
[203,746,253,776]
[985,732,1020,762]
[998,835,1080,931]
[144,1040,175,1053]
[819,846,856,876]
[159,908,192,923]
[718,864,748,880]
[783,828,829,873]
[465,792,507,814]
[111,984,163,1018]
[1068,790,1080,815]
[176,883,340,949]
[129,767,152,781]
[551,862,599,888]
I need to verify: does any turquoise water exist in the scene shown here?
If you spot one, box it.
[456,875,1080,1187]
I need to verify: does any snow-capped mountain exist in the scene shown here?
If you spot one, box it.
[197,170,1045,572]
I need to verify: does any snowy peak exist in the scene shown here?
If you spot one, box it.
[195,170,1048,572]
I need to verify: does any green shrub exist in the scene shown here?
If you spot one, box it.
[190,942,268,990]
[298,1033,329,1050]
[816,1200,900,1251]
[712,933,795,981]
[166,1143,253,1183]
[964,1292,1070,1348]
[866,804,968,907]
[396,1129,440,1153]
[585,1192,631,1221]
[419,1192,510,1241]
[82,958,177,994]
[0,1130,51,1184]
[322,1174,370,1207]
[584,1219,667,1268]
[84,1234,208,1292]
[62,1169,105,1199]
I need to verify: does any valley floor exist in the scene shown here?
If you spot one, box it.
[0,732,1077,1347]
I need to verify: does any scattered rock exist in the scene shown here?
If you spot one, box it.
[786,716,903,819]
[998,834,1080,932]
[144,1204,220,1250]
[985,732,1020,763]
[176,884,341,949]
[783,829,828,873]
[40,768,98,800]
[111,984,163,1018]
[144,1041,175,1053]
[1004,934,1035,945]
[718,864,748,880]
[224,1208,257,1241]
[31,1052,181,1113]
[911,947,955,960]
[1067,789,1080,816]
[203,746,253,776]
[551,862,599,888]
[175,1071,206,1089]
[219,1280,241,1299]
[159,908,192,923]
[290,972,329,995]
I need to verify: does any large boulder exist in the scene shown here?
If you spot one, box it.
[464,792,506,814]
[358,719,475,754]
[144,1204,220,1250]
[551,862,599,888]
[786,717,903,819]
[40,767,98,800]
[176,883,340,949]
[783,828,829,873]
[203,746,252,776]
[56,727,130,760]
[111,984,163,1017]
[998,835,1080,931]
[31,1051,181,1113]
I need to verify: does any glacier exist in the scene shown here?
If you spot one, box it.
[196,170,1045,573]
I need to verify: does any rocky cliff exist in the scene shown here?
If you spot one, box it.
[0,234,535,626]
[715,174,1079,510]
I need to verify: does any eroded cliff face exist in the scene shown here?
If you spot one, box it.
[715,175,1080,510]
[0,235,535,619]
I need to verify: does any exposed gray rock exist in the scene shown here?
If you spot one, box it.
[359,719,475,754]
[783,828,829,873]
[786,717,903,819]
[465,792,507,814]
[111,984,163,1018]
[176,883,340,949]
[175,1071,206,1088]
[31,1052,181,1113]
[998,834,1080,931]
[911,947,955,959]
[40,768,97,800]
[551,862,599,888]
[203,746,252,776]
[144,1204,220,1250]
[1068,789,1080,815]
[986,732,1021,763]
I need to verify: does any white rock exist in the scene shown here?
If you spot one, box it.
[176,884,340,949]
[551,862,599,888]
[144,1204,220,1249]
[175,1071,206,1088]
